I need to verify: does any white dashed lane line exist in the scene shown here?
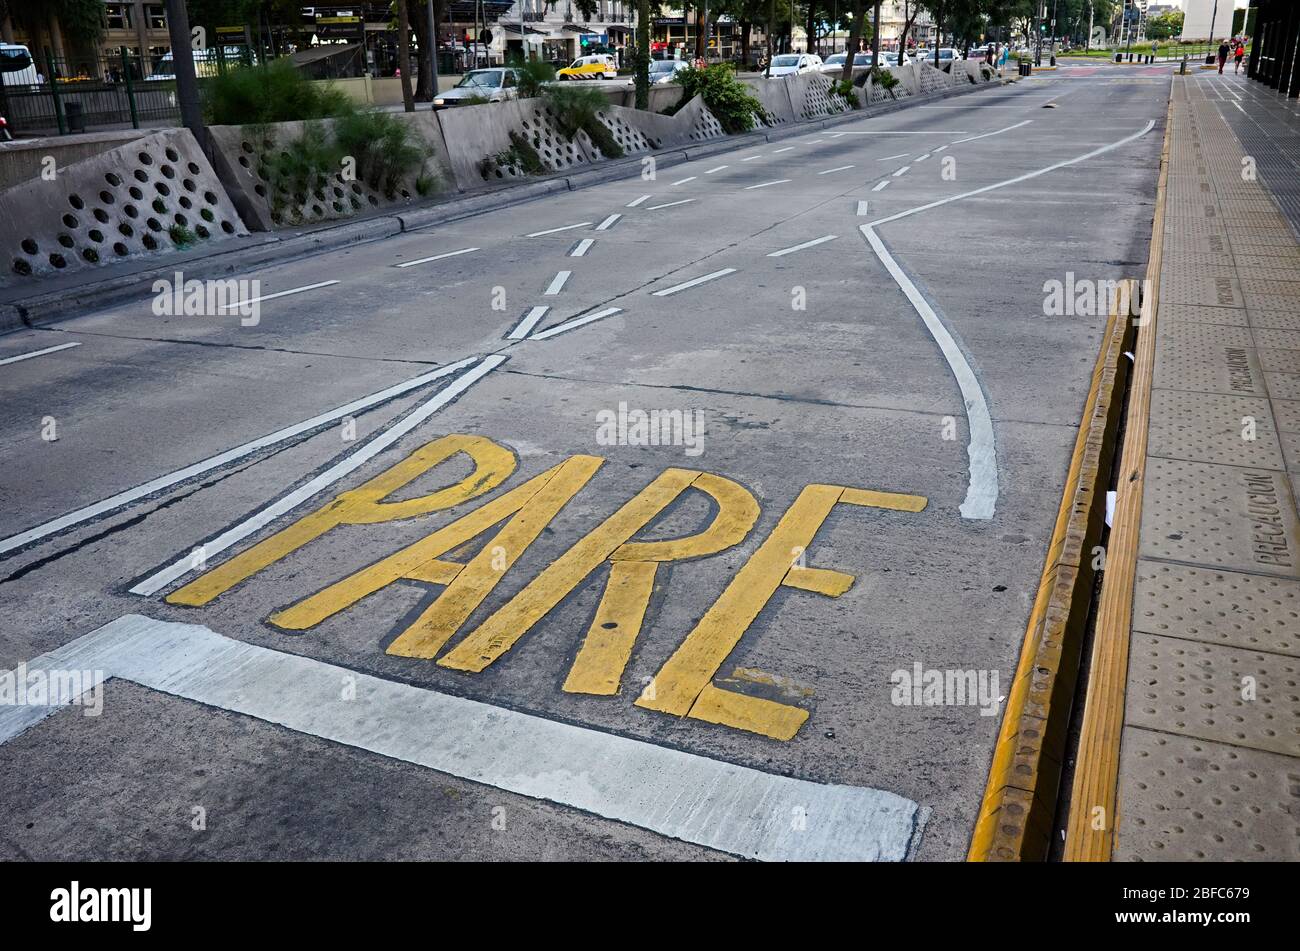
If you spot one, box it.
[872,180,890,192]
[818,165,855,175]
[705,165,728,174]
[0,342,81,367]
[595,214,622,231]
[877,152,910,161]
[856,200,870,215]
[915,153,932,161]
[394,247,478,269]
[650,268,737,297]
[671,176,697,186]
[570,238,595,257]
[767,235,837,258]
[217,280,340,305]
[508,305,550,340]
[892,166,910,177]
[646,198,695,210]
[626,195,651,207]
[544,271,571,295]
[771,146,795,154]
[741,154,763,162]
[744,179,791,190]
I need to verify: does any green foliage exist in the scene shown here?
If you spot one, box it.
[510,57,557,98]
[479,131,546,179]
[334,108,430,198]
[673,63,765,135]
[169,224,198,248]
[869,66,900,92]
[543,84,624,159]
[830,78,860,108]
[202,58,352,126]
[257,121,338,220]
[53,0,104,44]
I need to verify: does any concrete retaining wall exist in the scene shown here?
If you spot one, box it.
[0,129,148,190]
[0,127,247,287]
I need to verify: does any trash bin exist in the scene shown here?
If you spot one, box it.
[65,101,85,133]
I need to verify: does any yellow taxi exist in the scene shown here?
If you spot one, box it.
[557,54,617,80]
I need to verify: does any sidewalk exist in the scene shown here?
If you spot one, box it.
[1072,71,1300,861]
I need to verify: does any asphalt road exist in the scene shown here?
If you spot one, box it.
[0,67,1171,861]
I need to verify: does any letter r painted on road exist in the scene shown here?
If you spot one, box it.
[636,484,927,741]
[166,434,517,606]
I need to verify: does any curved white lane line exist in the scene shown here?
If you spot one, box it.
[862,119,1158,520]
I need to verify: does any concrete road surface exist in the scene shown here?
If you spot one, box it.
[0,70,1170,860]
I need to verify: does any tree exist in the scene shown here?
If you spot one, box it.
[395,0,414,112]
[1145,10,1183,42]
[897,0,922,57]
[634,0,650,108]
[838,0,866,82]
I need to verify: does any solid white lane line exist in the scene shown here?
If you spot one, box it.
[861,120,1158,520]
[218,280,339,306]
[877,152,910,161]
[526,222,593,237]
[741,154,763,161]
[868,121,1156,229]
[395,248,479,269]
[129,355,506,596]
[835,130,970,135]
[744,179,791,190]
[771,146,795,154]
[544,271,571,295]
[862,225,996,521]
[570,238,595,257]
[872,180,890,191]
[952,120,1032,144]
[0,342,81,367]
[626,194,651,207]
[768,235,837,257]
[671,176,698,186]
[530,306,622,340]
[651,268,737,297]
[5,615,924,862]
[705,165,728,174]
[646,198,695,210]
[0,358,478,559]
[595,214,622,231]
[818,164,855,174]
[856,200,870,216]
[508,306,550,340]
[892,166,910,177]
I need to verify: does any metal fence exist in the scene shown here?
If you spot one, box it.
[0,50,230,136]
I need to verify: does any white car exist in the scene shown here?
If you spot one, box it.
[818,52,871,73]
[881,51,914,67]
[0,43,38,86]
[432,68,521,108]
[935,47,965,63]
[648,59,690,84]
[767,53,822,77]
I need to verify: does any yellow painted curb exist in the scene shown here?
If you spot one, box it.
[1062,88,1174,862]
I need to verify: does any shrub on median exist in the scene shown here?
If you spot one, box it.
[203,58,352,126]
[671,63,766,134]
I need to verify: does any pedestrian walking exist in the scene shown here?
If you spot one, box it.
[1217,38,1230,74]
[1234,39,1246,73]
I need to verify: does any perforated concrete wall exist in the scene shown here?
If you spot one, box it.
[1,128,246,287]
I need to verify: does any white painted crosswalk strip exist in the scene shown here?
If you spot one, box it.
[544,271,571,295]
[0,615,925,861]
[217,280,340,305]
[130,355,506,596]
[394,248,478,269]
[570,238,595,257]
[526,222,593,237]
[530,306,622,340]
[0,357,479,558]
[0,342,81,367]
[651,268,737,297]
[508,306,550,340]
[768,235,837,258]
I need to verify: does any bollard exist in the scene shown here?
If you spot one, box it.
[1180,56,1188,75]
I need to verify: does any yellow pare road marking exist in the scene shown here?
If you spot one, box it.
[168,434,517,606]
[440,468,760,685]
[562,560,658,696]
[271,456,603,657]
[637,484,927,740]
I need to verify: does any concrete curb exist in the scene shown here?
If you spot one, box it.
[2,76,1009,330]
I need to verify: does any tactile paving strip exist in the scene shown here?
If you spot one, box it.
[1133,560,1300,656]
[1248,309,1300,331]
[1127,631,1300,757]
[1139,456,1300,576]
[1113,727,1300,861]
[1153,336,1265,396]
[1158,302,1248,326]
[1147,389,1284,470]
[1161,274,1244,308]
[1264,372,1300,400]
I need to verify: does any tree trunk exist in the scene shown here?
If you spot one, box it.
[396,0,415,112]
[740,20,751,66]
[411,2,432,101]
[871,1,880,65]
[839,0,865,82]
[634,0,649,109]
[806,6,817,56]
[765,0,774,75]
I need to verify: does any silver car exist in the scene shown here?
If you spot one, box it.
[433,68,521,108]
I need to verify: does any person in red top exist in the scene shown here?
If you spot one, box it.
[1234,39,1246,73]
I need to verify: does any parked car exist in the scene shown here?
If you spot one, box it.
[648,59,690,84]
[767,53,823,76]
[557,54,617,80]
[433,68,522,108]
[147,46,256,80]
[819,51,871,73]
[881,51,914,67]
[0,43,38,86]
[935,47,965,63]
